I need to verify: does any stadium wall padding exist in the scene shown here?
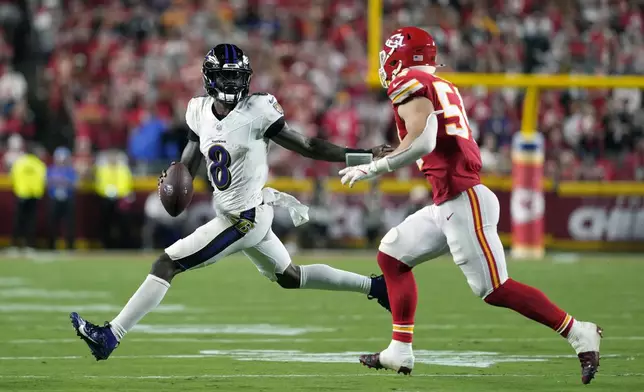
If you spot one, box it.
[0,175,641,251]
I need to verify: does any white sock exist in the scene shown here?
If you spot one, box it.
[566,320,601,354]
[298,264,371,294]
[110,274,170,341]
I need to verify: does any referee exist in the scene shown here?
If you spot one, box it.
[10,145,46,250]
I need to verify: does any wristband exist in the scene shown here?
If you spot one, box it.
[345,148,371,154]
[373,158,392,173]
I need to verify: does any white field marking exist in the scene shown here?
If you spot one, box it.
[0,356,82,360]
[0,288,109,299]
[194,349,628,369]
[0,277,26,287]
[6,336,644,345]
[0,304,187,313]
[132,324,334,336]
[0,373,642,380]
[0,352,628,368]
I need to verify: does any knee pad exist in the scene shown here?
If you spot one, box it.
[378,227,404,260]
[275,264,300,289]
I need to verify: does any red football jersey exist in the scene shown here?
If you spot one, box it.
[387,69,482,204]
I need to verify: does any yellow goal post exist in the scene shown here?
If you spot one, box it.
[427,73,644,137]
[366,0,644,135]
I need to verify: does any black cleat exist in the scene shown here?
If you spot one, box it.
[578,326,603,385]
[367,274,391,312]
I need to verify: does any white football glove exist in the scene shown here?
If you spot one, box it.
[339,161,381,187]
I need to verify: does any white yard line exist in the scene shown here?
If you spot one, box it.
[5,336,644,345]
[0,353,631,361]
[0,373,642,380]
[0,304,189,313]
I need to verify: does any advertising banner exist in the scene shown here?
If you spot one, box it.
[0,182,641,251]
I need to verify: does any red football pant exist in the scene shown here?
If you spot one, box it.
[378,251,416,343]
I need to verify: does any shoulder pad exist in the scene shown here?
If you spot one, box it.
[245,93,283,114]
[387,73,425,105]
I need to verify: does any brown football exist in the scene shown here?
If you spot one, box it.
[158,163,194,217]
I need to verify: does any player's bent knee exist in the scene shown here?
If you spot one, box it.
[275,264,300,289]
[150,253,183,283]
[465,276,494,299]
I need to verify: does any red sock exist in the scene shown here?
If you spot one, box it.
[377,251,417,343]
[485,278,575,337]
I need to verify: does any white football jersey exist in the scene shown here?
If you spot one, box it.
[185,93,284,214]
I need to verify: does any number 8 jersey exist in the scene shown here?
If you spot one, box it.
[185,92,285,214]
[388,69,483,205]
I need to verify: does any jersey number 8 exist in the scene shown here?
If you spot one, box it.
[208,144,232,191]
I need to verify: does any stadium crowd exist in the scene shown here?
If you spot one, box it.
[1,0,643,183]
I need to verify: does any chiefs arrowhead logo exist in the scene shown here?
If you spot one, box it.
[511,188,545,224]
[385,33,405,49]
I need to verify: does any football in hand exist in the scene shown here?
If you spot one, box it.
[158,163,194,217]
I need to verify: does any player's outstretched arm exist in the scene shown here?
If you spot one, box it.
[270,121,387,162]
[339,97,439,187]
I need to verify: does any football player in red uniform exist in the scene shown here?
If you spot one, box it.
[339,27,602,384]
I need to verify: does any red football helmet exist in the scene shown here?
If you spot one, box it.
[379,26,439,88]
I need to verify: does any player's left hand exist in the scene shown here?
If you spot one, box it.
[371,144,394,158]
[339,161,380,187]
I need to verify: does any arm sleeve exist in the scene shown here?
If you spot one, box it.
[187,129,199,142]
[374,112,439,173]
[264,116,285,138]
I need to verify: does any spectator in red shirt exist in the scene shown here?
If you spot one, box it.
[322,91,360,149]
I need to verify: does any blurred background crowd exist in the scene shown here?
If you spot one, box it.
[1,0,643,250]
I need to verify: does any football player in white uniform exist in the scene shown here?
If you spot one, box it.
[70,44,392,361]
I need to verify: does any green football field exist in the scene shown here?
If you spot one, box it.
[0,252,642,392]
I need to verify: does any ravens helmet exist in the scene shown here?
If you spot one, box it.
[202,44,252,105]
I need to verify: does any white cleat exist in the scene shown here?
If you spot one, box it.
[567,321,603,384]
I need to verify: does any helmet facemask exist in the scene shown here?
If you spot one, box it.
[379,49,402,88]
[378,50,389,88]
